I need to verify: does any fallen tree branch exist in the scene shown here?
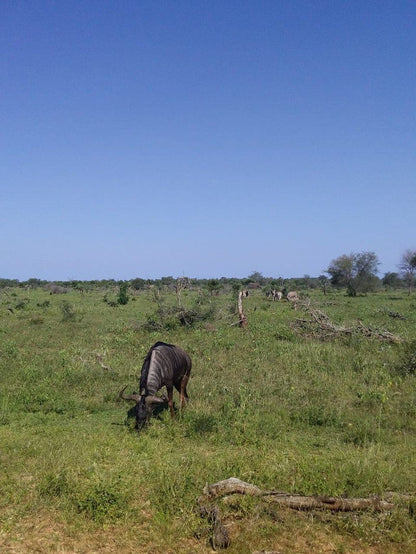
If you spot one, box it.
[199,478,394,512]
[291,306,404,343]
[356,320,404,343]
[198,477,398,549]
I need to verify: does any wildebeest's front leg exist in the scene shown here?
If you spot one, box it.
[166,385,175,418]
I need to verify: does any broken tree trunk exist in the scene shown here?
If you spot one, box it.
[238,291,248,328]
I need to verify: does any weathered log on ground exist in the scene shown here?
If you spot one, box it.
[199,478,394,512]
[198,478,397,549]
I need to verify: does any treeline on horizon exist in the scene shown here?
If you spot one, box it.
[0,270,412,293]
[6,249,415,295]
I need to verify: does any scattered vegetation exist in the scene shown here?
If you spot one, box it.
[394,340,416,377]
[0,283,415,552]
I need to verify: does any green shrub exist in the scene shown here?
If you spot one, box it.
[75,483,126,522]
[393,340,416,377]
[39,471,71,499]
[60,301,77,322]
[117,283,129,305]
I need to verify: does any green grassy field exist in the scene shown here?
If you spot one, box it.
[1,286,415,553]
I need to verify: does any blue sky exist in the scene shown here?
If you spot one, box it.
[1,1,415,281]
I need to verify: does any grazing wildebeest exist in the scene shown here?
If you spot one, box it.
[119,341,191,430]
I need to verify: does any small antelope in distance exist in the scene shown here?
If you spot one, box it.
[120,341,192,430]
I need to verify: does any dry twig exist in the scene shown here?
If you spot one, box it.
[95,353,114,371]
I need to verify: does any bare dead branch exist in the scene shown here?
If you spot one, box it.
[95,353,114,371]
[291,306,403,343]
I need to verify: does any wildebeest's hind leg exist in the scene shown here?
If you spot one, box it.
[178,374,189,410]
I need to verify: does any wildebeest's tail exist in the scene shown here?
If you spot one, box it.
[139,341,175,395]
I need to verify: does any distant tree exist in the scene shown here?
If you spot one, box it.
[247,271,266,285]
[382,272,403,290]
[131,278,146,291]
[117,282,129,305]
[352,252,381,294]
[326,252,380,296]
[318,275,330,295]
[207,279,221,296]
[399,249,416,295]
[160,276,175,287]
[25,278,46,288]
[270,278,284,290]
[0,278,20,288]
[302,274,313,289]
[326,254,354,290]
[230,279,242,294]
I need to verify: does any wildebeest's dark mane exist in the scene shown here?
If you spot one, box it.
[139,341,175,394]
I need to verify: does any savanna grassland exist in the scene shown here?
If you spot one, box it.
[0,285,415,553]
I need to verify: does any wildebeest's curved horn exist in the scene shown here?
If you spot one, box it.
[145,395,166,405]
[119,385,141,402]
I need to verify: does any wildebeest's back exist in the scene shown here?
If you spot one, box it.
[145,343,192,395]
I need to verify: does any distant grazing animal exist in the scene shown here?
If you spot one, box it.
[273,290,283,301]
[286,291,299,304]
[266,289,283,301]
[119,341,191,430]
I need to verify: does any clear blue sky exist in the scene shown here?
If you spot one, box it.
[1,1,415,281]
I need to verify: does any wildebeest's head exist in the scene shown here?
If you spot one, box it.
[119,386,166,431]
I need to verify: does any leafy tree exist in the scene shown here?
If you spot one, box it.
[382,272,403,290]
[326,254,354,290]
[160,276,175,288]
[0,278,19,288]
[207,279,221,296]
[247,271,266,285]
[318,275,330,295]
[399,249,416,295]
[131,278,146,291]
[25,278,47,288]
[326,252,380,296]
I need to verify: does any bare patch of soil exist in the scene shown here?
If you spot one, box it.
[1,508,413,554]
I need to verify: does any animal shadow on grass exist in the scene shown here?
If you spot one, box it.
[111,401,173,428]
